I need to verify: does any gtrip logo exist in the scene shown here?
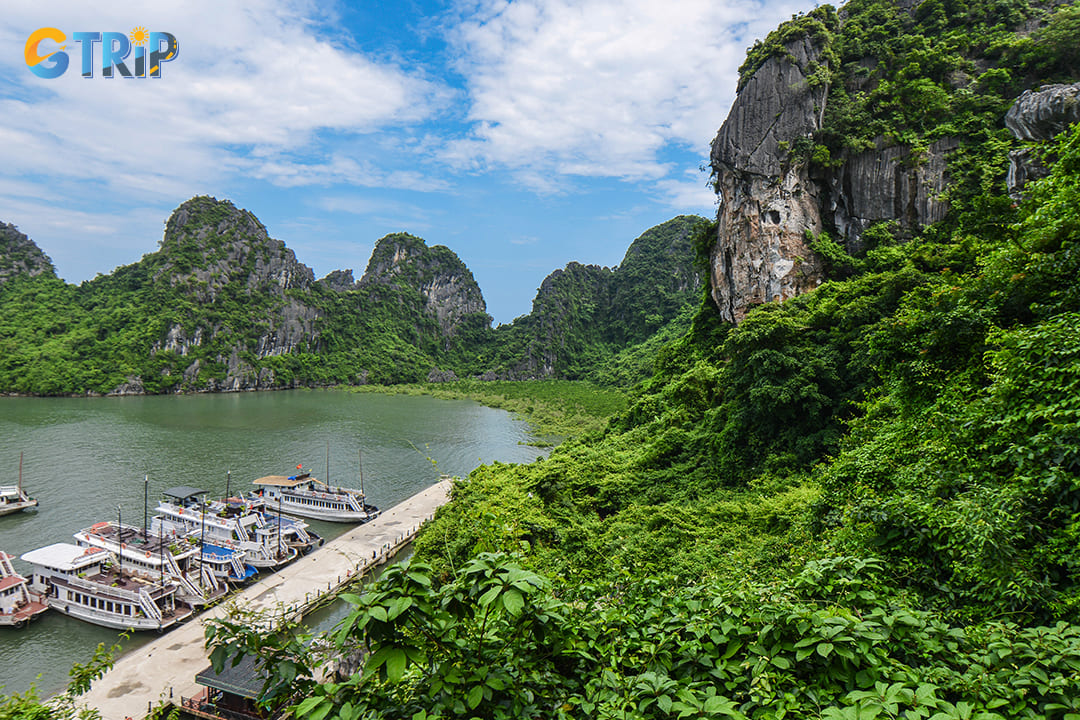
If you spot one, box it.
[25,27,179,79]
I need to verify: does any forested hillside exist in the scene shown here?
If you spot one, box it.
[0,202,702,394]
[192,0,1080,718]
[3,0,1080,717]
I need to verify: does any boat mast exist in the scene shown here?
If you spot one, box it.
[18,452,23,493]
[226,470,231,499]
[326,441,330,486]
[143,475,149,536]
[116,505,123,575]
[358,448,365,499]
[199,496,206,592]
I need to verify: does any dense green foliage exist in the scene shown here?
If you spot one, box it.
[0,207,700,395]
[200,122,1080,719]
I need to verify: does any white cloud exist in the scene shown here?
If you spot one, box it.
[446,0,805,184]
[0,0,444,202]
[657,168,718,212]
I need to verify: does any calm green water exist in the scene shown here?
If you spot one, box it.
[0,389,546,697]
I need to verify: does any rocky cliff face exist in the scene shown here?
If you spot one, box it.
[709,37,829,323]
[360,233,489,338]
[0,222,55,285]
[1005,82,1080,198]
[144,197,322,392]
[707,2,1034,323]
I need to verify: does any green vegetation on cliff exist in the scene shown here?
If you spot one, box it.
[195,0,1080,713]
[197,111,1080,720]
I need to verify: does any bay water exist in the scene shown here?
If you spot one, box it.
[0,389,546,696]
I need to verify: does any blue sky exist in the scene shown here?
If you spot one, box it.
[2,0,810,324]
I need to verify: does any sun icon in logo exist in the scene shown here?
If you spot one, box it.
[129,26,149,46]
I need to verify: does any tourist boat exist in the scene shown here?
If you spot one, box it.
[21,543,192,631]
[0,485,37,517]
[150,486,297,570]
[73,521,229,608]
[0,551,48,628]
[0,453,38,517]
[250,470,379,524]
[220,496,324,555]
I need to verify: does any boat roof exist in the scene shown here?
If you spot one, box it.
[253,474,315,488]
[162,486,209,501]
[0,575,25,591]
[0,486,26,497]
[21,543,108,571]
[195,654,266,699]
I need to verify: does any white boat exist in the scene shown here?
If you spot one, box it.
[21,543,192,631]
[0,551,48,628]
[0,453,38,517]
[251,472,379,523]
[73,521,228,608]
[220,496,324,555]
[150,486,297,570]
[0,485,37,517]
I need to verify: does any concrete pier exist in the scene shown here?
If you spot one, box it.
[77,478,452,720]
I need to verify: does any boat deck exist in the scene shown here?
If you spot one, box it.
[0,598,48,627]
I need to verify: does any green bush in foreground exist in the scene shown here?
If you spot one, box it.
[206,553,1080,720]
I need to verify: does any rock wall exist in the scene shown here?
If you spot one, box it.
[360,233,489,338]
[1005,82,1080,198]
[829,137,957,251]
[709,37,829,323]
[708,33,961,323]
[0,222,55,285]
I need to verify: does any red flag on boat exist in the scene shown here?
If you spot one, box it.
[297,464,302,469]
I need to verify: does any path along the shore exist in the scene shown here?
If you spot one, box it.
[76,478,452,720]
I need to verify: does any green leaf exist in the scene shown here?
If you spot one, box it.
[817,643,834,658]
[386,648,407,682]
[467,684,484,709]
[503,589,525,616]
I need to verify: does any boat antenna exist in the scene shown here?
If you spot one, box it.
[358,448,365,499]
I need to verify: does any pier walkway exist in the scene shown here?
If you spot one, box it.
[77,478,452,720]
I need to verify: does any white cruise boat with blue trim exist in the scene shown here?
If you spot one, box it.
[73,521,228,608]
[150,486,297,570]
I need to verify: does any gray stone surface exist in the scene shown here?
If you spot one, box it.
[710,36,829,178]
[1005,83,1080,142]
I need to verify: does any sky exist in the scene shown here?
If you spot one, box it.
[2,0,812,325]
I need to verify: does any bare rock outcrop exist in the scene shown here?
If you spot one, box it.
[830,137,957,251]
[0,222,55,285]
[1005,82,1080,198]
[360,233,489,338]
[709,37,829,323]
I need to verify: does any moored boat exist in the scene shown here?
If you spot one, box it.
[21,543,192,631]
[150,486,297,570]
[0,453,38,517]
[73,521,228,608]
[0,551,48,628]
[251,471,379,524]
